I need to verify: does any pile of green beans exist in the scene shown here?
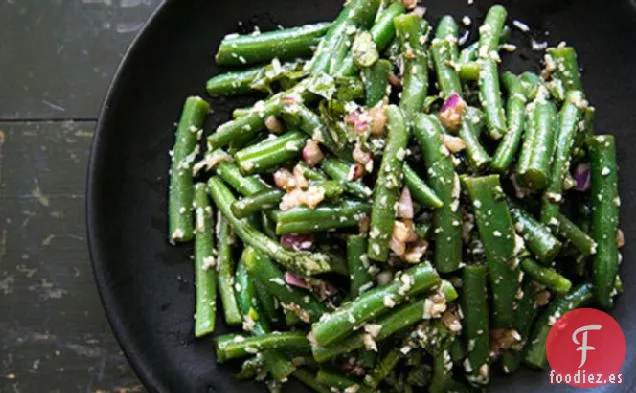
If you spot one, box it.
[167,2,623,391]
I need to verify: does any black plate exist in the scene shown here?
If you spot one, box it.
[87,0,636,392]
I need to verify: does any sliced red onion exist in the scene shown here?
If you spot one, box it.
[264,115,284,133]
[292,165,309,189]
[390,234,406,256]
[284,271,310,289]
[368,102,388,136]
[353,142,373,165]
[573,163,591,191]
[345,110,371,135]
[280,234,314,252]
[441,134,467,153]
[302,140,324,166]
[273,168,293,190]
[397,187,414,219]
[441,93,462,113]
[440,93,467,131]
[404,239,429,263]
[347,163,365,181]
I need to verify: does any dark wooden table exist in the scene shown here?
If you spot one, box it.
[1,1,164,391]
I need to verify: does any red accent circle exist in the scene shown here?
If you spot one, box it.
[546,308,626,388]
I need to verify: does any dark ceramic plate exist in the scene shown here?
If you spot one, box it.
[87,0,636,392]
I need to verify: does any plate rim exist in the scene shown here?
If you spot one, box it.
[86,1,173,392]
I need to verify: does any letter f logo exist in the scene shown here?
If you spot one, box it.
[572,324,602,368]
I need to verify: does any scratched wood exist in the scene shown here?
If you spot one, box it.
[0,121,142,392]
[0,0,161,119]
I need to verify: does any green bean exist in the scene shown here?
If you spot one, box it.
[412,114,462,273]
[208,176,337,276]
[217,215,242,326]
[519,71,542,101]
[478,58,507,140]
[322,159,373,199]
[463,175,519,328]
[501,279,537,374]
[462,264,489,386]
[169,96,209,242]
[459,109,491,171]
[334,2,406,77]
[296,161,328,182]
[546,47,582,93]
[347,235,373,297]
[216,331,310,362]
[540,91,585,228]
[366,348,401,388]
[450,337,466,366]
[232,106,253,119]
[208,94,283,149]
[402,163,444,209]
[478,5,508,57]
[573,106,596,159]
[588,135,620,309]
[459,25,510,64]
[216,161,268,196]
[235,250,295,380]
[362,59,392,107]
[235,131,307,174]
[492,72,527,172]
[509,206,561,264]
[457,61,480,81]
[293,369,332,393]
[207,67,263,96]
[523,283,594,369]
[555,212,597,257]
[459,42,478,64]
[282,102,348,158]
[368,105,409,262]
[243,248,327,323]
[234,355,265,380]
[395,14,429,118]
[307,0,380,75]
[193,184,217,337]
[436,16,459,60]
[232,188,284,219]
[352,31,380,69]
[428,350,452,393]
[521,258,572,295]
[311,262,440,346]
[517,93,558,189]
[331,33,356,75]
[311,299,428,362]
[440,279,459,302]
[431,39,462,98]
[216,23,331,66]
[276,201,371,234]
[372,2,406,50]
[316,370,373,393]
[254,278,283,325]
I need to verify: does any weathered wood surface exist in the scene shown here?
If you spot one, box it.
[0,0,163,391]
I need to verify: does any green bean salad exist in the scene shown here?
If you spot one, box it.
[168,1,623,391]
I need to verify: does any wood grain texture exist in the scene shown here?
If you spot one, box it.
[0,0,161,119]
[0,121,141,392]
